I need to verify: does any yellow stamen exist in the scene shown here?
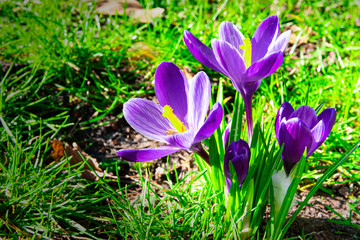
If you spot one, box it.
[239,38,252,69]
[162,105,186,133]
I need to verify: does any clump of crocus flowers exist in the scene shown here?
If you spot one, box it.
[116,15,337,239]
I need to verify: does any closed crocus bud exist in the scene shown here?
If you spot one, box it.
[224,139,251,192]
[275,101,336,175]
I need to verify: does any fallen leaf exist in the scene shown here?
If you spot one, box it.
[50,140,117,181]
[96,0,164,23]
[63,142,102,171]
[51,139,65,162]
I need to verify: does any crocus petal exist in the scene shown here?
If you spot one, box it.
[165,129,195,149]
[307,120,325,157]
[275,101,294,139]
[268,30,291,53]
[117,145,180,162]
[211,39,246,92]
[224,139,250,192]
[289,105,318,129]
[222,120,232,149]
[278,118,313,175]
[218,21,245,51]
[123,98,174,142]
[307,108,336,156]
[193,102,223,144]
[317,108,336,139]
[251,15,280,62]
[183,30,227,76]
[187,71,211,131]
[155,62,189,124]
[243,51,283,83]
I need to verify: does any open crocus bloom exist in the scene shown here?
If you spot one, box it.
[224,139,251,192]
[275,101,336,175]
[117,62,223,162]
[184,15,290,143]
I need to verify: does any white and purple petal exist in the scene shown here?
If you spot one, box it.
[268,30,291,53]
[117,145,180,162]
[218,21,245,52]
[155,62,189,124]
[123,98,173,142]
[187,71,211,131]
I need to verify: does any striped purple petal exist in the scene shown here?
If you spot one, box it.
[218,21,245,51]
[211,39,246,93]
[187,71,211,131]
[251,15,280,62]
[155,62,189,125]
[123,98,174,142]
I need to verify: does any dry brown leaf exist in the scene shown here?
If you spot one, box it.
[51,139,65,162]
[50,140,116,181]
[64,142,102,171]
[96,0,164,23]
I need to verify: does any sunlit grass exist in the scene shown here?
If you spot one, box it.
[0,0,359,238]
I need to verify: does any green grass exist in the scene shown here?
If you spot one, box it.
[1,0,359,238]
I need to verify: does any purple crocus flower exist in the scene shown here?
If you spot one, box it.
[275,101,336,175]
[184,15,291,143]
[224,139,251,192]
[117,62,223,164]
